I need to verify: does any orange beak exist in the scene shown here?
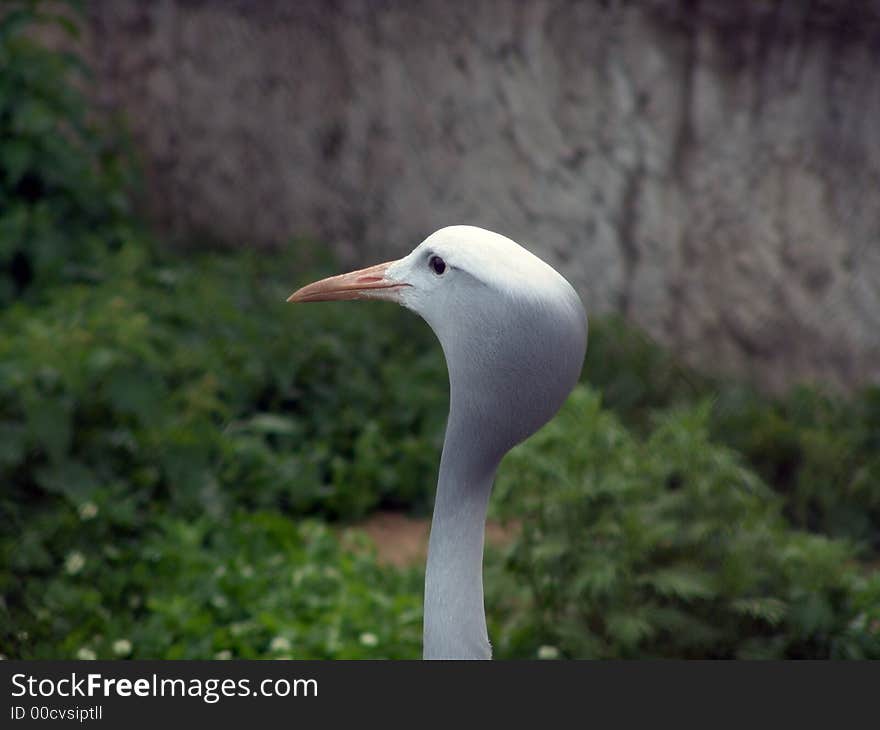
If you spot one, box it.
[287,260,408,303]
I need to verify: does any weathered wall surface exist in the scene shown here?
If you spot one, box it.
[83,0,880,390]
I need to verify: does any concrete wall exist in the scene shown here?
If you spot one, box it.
[83,0,880,390]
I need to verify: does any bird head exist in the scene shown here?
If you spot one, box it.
[289,226,587,463]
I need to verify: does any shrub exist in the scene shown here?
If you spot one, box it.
[0,0,139,304]
[711,385,880,550]
[0,247,447,525]
[6,509,423,660]
[488,386,880,659]
[584,317,880,553]
[0,247,446,657]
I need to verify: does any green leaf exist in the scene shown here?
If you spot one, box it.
[34,460,98,503]
[639,567,716,601]
[606,612,654,648]
[731,597,788,626]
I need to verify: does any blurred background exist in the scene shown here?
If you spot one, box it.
[1,0,878,659]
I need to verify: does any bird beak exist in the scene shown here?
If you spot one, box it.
[287,260,408,303]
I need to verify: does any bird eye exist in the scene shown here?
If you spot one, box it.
[429,255,446,275]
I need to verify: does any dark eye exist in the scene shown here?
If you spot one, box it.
[429,255,446,275]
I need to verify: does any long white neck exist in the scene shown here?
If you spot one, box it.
[422,405,499,660]
[418,272,588,659]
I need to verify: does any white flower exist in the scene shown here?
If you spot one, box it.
[359,632,379,648]
[537,645,560,660]
[211,594,228,609]
[240,564,254,579]
[269,636,291,653]
[214,650,232,660]
[78,502,98,520]
[65,551,86,575]
[76,647,97,661]
[113,639,132,657]
[213,565,227,578]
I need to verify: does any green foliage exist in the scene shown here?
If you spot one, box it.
[7,509,422,660]
[584,316,880,551]
[711,385,880,549]
[0,248,446,530]
[489,387,880,659]
[1,250,875,660]
[0,249,445,657]
[0,0,139,304]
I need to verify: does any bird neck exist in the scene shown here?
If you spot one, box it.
[423,406,499,660]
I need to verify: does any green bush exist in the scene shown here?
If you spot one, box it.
[488,387,880,659]
[0,247,447,529]
[7,509,423,660]
[0,0,138,304]
[711,385,880,550]
[584,317,880,552]
[0,247,448,655]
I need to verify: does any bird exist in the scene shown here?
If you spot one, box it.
[288,225,587,659]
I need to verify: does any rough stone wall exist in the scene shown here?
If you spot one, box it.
[82,0,880,391]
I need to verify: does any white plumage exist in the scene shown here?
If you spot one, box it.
[289,225,587,659]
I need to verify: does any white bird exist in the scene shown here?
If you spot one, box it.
[288,225,587,659]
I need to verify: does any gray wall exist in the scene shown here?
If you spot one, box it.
[84,0,880,391]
